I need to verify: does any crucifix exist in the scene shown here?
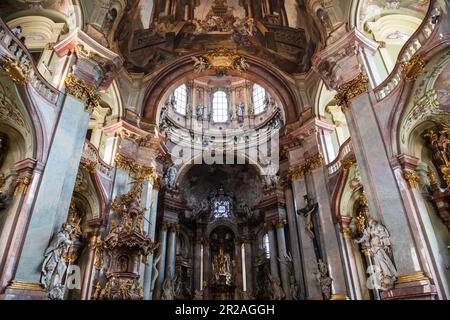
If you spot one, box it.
[297,195,323,261]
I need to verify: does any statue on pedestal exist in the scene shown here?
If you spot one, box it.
[354,218,398,291]
[40,223,75,300]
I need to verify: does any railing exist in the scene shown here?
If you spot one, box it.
[81,140,114,179]
[326,138,353,176]
[373,0,441,101]
[0,17,61,104]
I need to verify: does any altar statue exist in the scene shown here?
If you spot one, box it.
[212,248,232,285]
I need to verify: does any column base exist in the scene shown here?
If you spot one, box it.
[0,281,47,300]
[381,273,438,300]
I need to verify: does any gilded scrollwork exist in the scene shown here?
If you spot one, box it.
[335,73,369,112]
[0,56,31,85]
[64,73,100,113]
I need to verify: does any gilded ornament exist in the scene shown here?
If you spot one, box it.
[192,48,249,75]
[0,56,31,85]
[14,175,30,195]
[342,159,355,170]
[64,73,100,113]
[402,54,426,82]
[395,272,429,284]
[335,73,369,111]
[403,170,421,189]
[91,282,102,300]
[306,153,325,171]
[427,165,439,189]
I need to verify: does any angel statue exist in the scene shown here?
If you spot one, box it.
[354,218,398,291]
[40,223,75,300]
[192,56,209,73]
[235,57,250,72]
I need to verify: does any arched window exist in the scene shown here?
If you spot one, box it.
[263,233,270,259]
[173,84,187,115]
[212,90,228,122]
[253,84,266,115]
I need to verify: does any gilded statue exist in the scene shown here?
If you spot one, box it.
[212,247,232,285]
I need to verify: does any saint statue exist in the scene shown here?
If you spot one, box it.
[164,164,177,189]
[40,223,75,300]
[196,105,205,120]
[161,277,175,300]
[354,218,398,291]
[236,102,245,117]
[314,259,333,300]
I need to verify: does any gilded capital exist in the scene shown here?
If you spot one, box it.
[335,73,369,111]
[64,73,100,113]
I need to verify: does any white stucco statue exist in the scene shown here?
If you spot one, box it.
[355,218,398,291]
[40,223,74,300]
[164,164,177,189]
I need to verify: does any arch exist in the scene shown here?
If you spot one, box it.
[314,80,350,163]
[205,222,239,240]
[142,53,301,125]
[175,153,267,187]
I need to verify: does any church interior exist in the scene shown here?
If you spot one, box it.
[0,0,449,301]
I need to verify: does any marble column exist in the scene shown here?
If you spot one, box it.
[243,238,253,298]
[284,187,304,298]
[310,167,348,296]
[291,178,321,298]
[267,224,280,281]
[81,229,100,300]
[193,238,203,293]
[275,220,290,299]
[143,184,160,300]
[234,239,243,296]
[344,93,423,277]
[0,159,43,297]
[340,216,363,300]
[203,241,210,298]
[153,223,168,300]
[8,95,89,296]
[165,225,178,279]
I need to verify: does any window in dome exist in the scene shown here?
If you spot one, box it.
[173,84,187,115]
[212,90,228,122]
[253,84,267,115]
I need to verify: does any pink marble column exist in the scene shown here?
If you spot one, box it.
[80,223,101,300]
[0,159,46,299]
